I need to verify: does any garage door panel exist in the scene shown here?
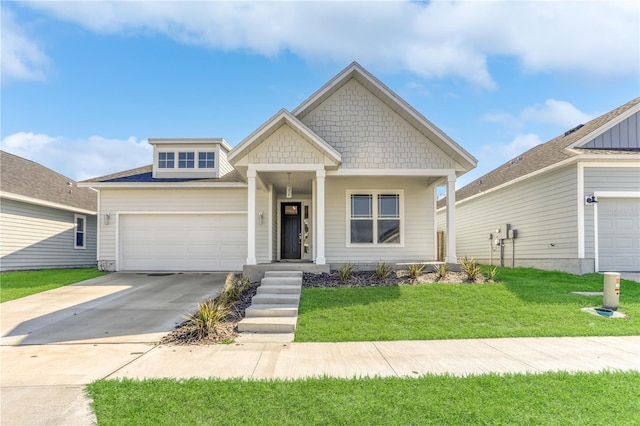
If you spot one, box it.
[120,214,247,271]
[598,198,640,272]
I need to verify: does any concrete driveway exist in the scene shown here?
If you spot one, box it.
[1,272,227,425]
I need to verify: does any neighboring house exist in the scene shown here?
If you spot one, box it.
[80,62,477,272]
[0,151,98,271]
[437,98,640,274]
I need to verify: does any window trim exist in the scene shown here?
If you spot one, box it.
[155,148,218,171]
[74,214,87,249]
[346,190,404,247]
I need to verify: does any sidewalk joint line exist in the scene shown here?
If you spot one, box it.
[373,342,400,377]
[100,344,160,381]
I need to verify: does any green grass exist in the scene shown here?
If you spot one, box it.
[87,371,640,425]
[295,267,640,342]
[0,268,107,302]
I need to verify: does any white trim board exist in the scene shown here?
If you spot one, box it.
[0,191,97,215]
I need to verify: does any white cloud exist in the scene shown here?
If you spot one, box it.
[458,132,544,188]
[0,7,50,83]
[484,99,593,131]
[1,132,152,181]
[522,99,593,128]
[20,0,639,89]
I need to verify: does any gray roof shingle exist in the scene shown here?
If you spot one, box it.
[82,165,245,184]
[0,151,97,211]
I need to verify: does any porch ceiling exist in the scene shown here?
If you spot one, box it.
[261,171,315,195]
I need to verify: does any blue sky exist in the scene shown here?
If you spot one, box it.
[2,1,639,189]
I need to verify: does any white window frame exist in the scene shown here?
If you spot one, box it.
[154,147,219,178]
[177,151,195,169]
[74,214,87,249]
[346,190,404,247]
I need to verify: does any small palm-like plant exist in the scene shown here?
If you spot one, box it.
[460,257,482,281]
[373,262,393,280]
[436,263,449,280]
[185,298,231,339]
[487,266,499,282]
[338,263,354,281]
[406,263,425,280]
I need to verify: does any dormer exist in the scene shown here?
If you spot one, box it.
[150,138,233,179]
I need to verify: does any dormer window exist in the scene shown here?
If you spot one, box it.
[178,152,195,168]
[199,152,215,168]
[158,152,174,168]
[150,138,230,179]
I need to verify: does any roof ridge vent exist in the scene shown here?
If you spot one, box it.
[563,124,584,136]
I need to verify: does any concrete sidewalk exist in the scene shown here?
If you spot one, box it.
[2,336,639,425]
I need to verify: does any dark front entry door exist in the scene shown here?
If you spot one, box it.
[281,203,301,259]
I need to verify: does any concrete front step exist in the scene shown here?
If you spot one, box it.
[264,270,303,278]
[237,316,297,333]
[261,277,302,286]
[245,304,298,318]
[256,284,301,295]
[251,293,300,304]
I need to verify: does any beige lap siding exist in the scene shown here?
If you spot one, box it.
[324,176,436,264]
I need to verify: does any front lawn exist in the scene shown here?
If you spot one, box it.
[295,267,640,342]
[87,371,640,425]
[0,268,107,302]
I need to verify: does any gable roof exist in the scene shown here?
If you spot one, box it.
[292,62,477,172]
[0,150,97,213]
[450,97,640,205]
[227,109,342,166]
[80,164,245,187]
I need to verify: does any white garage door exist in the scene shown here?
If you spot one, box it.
[598,198,640,272]
[119,214,247,271]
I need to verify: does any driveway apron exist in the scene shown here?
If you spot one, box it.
[1,272,227,426]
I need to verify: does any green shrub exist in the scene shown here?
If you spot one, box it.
[218,273,251,304]
[372,262,393,280]
[460,257,482,281]
[406,263,425,280]
[184,298,231,339]
[436,263,449,279]
[338,263,355,281]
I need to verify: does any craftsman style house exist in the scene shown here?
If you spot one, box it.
[81,63,477,272]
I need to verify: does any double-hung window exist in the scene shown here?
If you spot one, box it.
[178,152,195,168]
[74,214,86,249]
[349,192,401,245]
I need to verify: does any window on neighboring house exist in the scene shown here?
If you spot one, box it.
[198,152,215,168]
[158,152,174,168]
[349,192,401,245]
[74,214,86,249]
[178,152,195,168]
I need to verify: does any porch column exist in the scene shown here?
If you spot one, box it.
[446,173,457,264]
[315,169,326,265]
[246,169,257,265]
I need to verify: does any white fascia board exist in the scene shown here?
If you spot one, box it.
[228,110,341,165]
[248,163,324,172]
[292,62,477,170]
[77,182,247,189]
[149,137,230,148]
[568,103,640,149]
[328,168,456,177]
[593,191,640,198]
[0,191,97,215]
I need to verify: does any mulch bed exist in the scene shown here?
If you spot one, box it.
[161,269,489,345]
